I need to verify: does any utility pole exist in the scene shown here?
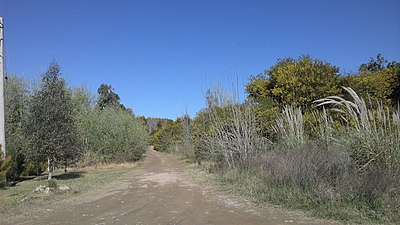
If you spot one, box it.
[0,17,6,164]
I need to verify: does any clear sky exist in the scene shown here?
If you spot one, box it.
[1,0,399,119]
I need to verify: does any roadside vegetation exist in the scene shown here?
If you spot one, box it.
[0,163,138,223]
[151,54,400,224]
[1,61,148,185]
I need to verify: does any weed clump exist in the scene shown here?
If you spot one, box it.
[188,86,400,223]
[47,179,58,189]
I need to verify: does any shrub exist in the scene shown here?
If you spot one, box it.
[47,179,58,188]
[151,120,179,152]
[262,142,353,191]
[0,154,12,186]
[79,107,149,164]
[196,86,270,170]
[6,151,24,181]
[21,162,47,176]
[315,87,400,171]
[246,55,342,108]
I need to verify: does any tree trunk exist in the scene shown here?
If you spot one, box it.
[36,163,41,176]
[48,158,53,180]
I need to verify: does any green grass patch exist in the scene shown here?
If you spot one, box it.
[0,164,137,220]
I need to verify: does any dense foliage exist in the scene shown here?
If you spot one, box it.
[154,54,400,223]
[3,62,149,182]
[342,54,400,105]
[246,55,342,108]
[77,106,148,163]
[25,62,79,179]
[3,54,399,222]
[4,75,29,180]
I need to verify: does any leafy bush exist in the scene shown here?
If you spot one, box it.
[151,120,179,152]
[79,107,149,164]
[151,115,193,155]
[6,151,25,181]
[21,162,47,176]
[246,55,342,108]
[0,154,12,186]
[71,86,149,164]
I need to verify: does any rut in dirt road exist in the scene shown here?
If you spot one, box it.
[19,150,339,225]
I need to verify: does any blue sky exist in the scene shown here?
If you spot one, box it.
[1,0,399,119]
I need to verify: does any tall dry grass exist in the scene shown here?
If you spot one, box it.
[315,87,400,171]
[192,85,400,223]
[201,86,270,170]
[273,106,305,146]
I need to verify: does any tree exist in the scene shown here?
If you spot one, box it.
[246,55,342,108]
[78,107,148,163]
[358,53,398,72]
[97,84,121,110]
[4,75,29,181]
[96,83,135,115]
[343,54,400,105]
[26,62,79,179]
[151,120,181,152]
[71,86,95,167]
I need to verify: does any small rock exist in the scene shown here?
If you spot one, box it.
[35,185,46,193]
[58,184,70,191]
[43,187,51,194]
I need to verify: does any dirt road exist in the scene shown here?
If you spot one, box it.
[17,150,338,225]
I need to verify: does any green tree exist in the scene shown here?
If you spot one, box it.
[97,84,121,110]
[151,120,182,152]
[96,83,135,115]
[342,54,400,105]
[246,55,342,108]
[71,86,95,167]
[25,62,79,179]
[4,75,29,181]
[358,53,398,72]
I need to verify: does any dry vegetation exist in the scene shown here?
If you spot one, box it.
[196,87,399,224]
